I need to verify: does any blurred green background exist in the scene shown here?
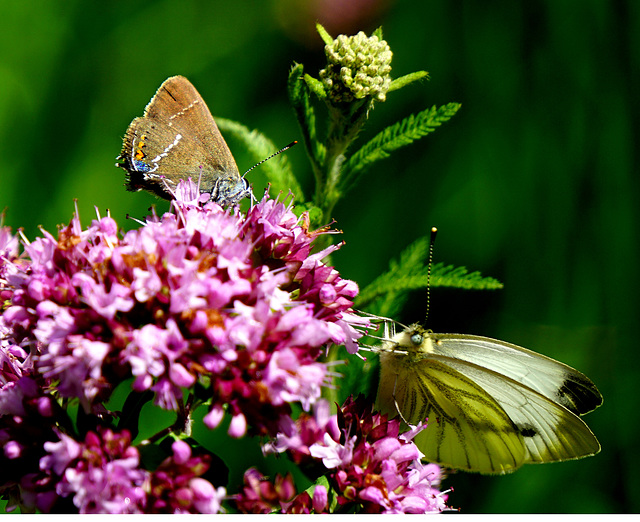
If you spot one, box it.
[1,0,636,514]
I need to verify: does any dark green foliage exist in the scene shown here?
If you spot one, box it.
[341,103,461,193]
[215,117,303,199]
[356,232,503,317]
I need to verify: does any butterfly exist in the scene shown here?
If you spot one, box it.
[374,320,602,474]
[116,75,251,206]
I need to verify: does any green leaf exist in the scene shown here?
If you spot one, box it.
[388,70,430,92]
[431,263,505,290]
[357,261,504,314]
[316,23,333,46]
[287,62,306,108]
[303,73,327,100]
[331,345,379,406]
[117,389,154,440]
[372,26,384,40]
[355,234,503,316]
[290,201,324,227]
[288,63,325,188]
[215,117,303,200]
[340,102,461,192]
[138,443,170,471]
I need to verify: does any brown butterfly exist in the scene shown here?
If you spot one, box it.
[116,75,250,205]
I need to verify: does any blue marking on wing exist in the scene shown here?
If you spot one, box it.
[133,159,151,173]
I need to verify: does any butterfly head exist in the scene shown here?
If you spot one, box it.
[206,175,253,206]
[385,323,435,359]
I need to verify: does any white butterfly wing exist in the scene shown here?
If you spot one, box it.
[430,334,602,415]
[426,353,601,465]
[378,351,528,473]
[375,326,602,474]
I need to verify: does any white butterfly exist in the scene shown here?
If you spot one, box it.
[374,320,602,474]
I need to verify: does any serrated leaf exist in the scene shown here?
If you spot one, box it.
[288,63,306,107]
[341,103,461,192]
[316,23,333,46]
[215,117,303,200]
[303,73,327,100]
[355,233,502,315]
[357,261,503,310]
[388,70,430,92]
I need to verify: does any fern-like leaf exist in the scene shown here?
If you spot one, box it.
[356,262,502,310]
[355,234,502,316]
[340,102,461,192]
[215,117,303,200]
[431,263,504,290]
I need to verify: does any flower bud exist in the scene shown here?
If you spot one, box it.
[320,30,392,104]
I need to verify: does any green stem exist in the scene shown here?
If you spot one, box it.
[315,100,372,226]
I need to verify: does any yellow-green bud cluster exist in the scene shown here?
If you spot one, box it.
[320,31,392,104]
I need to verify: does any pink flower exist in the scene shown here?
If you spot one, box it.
[310,431,357,468]
[145,438,225,513]
[312,484,328,512]
[235,468,297,514]
[1,182,368,428]
[49,429,147,514]
[261,395,449,514]
[0,182,372,513]
[35,427,226,514]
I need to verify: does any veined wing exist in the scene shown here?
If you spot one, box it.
[377,351,528,473]
[425,352,601,466]
[430,334,602,415]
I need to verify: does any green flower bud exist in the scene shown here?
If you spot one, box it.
[319,31,393,104]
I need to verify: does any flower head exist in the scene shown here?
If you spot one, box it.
[1,183,366,427]
[320,30,393,103]
[235,468,297,514]
[44,428,147,514]
[0,182,371,512]
[255,395,449,514]
[145,439,226,514]
[35,427,225,514]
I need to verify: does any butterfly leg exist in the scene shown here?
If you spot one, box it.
[392,373,411,426]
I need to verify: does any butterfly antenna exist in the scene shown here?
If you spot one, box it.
[241,141,298,178]
[424,227,438,326]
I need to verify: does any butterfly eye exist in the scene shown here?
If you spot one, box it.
[410,332,423,346]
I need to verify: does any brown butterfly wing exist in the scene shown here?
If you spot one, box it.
[118,75,245,203]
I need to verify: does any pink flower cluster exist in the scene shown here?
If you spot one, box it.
[36,428,224,513]
[242,396,449,514]
[0,183,370,512]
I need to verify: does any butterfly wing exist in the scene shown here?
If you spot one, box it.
[377,351,528,473]
[143,76,239,175]
[430,334,602,415]
[118,76,247,204]
[120,117,220,197]
[375,326,602,473]
[426,353,601,466]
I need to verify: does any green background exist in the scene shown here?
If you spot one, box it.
[0,0,636,513]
